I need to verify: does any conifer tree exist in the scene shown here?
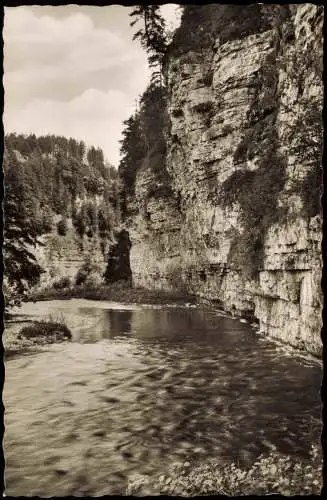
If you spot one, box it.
[129,5,167,86]
[3,149,44,303]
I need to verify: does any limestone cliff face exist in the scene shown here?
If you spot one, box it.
[125,5,323,354]
[33,193,113,290]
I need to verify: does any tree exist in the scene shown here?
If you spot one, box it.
[57,217,68,236]
[3,150,44,304]
[139,82,167,155]
[130,5,167,85]
[118,112,146,195]
[78,140,86,162]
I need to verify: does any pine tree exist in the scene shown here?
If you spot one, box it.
[118,112,146,195]
[129,5,167,85]
[3,150,44,303]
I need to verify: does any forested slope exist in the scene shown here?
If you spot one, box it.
[3,133,120,302]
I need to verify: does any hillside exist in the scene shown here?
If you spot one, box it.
[3,133,120,300]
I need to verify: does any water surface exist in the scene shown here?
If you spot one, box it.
[4,299,322,496]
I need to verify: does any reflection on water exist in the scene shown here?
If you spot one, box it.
[4,299,322,496]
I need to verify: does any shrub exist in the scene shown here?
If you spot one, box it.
[19,321,72,341]
[75,263,91,286]
[53,277,71,290]
[74,212,86,238]
[57,217,68,236]
[172,108,184,118]
[193,102,214,114]
[83,270,104,288]
[127,444,322,496]
[233,141,248,164]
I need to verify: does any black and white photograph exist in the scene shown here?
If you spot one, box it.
[1,2,324,496]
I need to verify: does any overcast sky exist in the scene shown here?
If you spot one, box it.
[3,5,182,166]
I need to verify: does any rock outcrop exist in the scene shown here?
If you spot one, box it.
[123,4,323,354]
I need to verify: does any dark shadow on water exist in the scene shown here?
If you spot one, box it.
[106,310,133,338]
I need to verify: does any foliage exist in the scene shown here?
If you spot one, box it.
[5,318,72,358]
[126,445,322,496]
[52,277,71,290]
[286,98,323,219]
[74,259,103,287]
[4,133,119,305]
[219,146,287,278]
[19,320,72,340]
[3,149,45,303]
[171,108,184,118]
[129,5,168,85]
[4,133,118,219]
[119,83,170,214]
[118,113,146,197]
[29,282,197,305]
[299,164,323,218]
[75,265,90,287]
[169,4,270,57]
[201,69,214,87]
[57,217,68,236]
[193,102,214,114]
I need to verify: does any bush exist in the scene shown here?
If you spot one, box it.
[193,102,214,114]
[57,217,68,236]
[75,261,103,287]
[84,271,103,288]
[172,108,184,118]
[53,277,71,289]
[75,264,91,286]
[19,321,72,341]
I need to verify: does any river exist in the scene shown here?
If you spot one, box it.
[3,299,322,496]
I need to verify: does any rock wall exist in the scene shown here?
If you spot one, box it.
[125,4,323,354]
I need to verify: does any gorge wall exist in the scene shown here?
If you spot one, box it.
[122,4,323,354]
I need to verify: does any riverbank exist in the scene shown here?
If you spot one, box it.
[28,282,197,306]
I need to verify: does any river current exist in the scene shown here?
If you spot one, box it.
[4,299,322,496]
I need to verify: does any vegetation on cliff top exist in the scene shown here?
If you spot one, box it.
[167,4,273,59]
